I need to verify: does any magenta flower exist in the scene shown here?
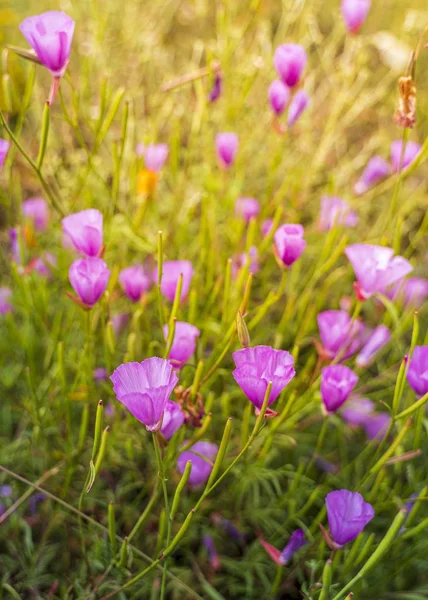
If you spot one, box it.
[0,139,10,171]
[341,0,371,34]
[216,133,239,168]
[273,44,307,88]
[144,144,169,172]
[407,346,428,398]
[341,397,375,426]
[390,140,421,173]
[62,209,103,257]
[287,90,310,127]
[233,246,259,278]
[326,490,374,547]
[345,244,412,299]
[268,80,290,116]
[160,400,185,439]
[30,252,56,278]
[208,72,223,103]
[401,278,428,308]
[363,412,391,440]
[111,313,129,336]
[261,219,273,237]
[156,260,193,303]
[321,365,358,414]
[0,287,13,315]
[119,265,151,302]
[279,530,306,565]
[93,368,109,382]
[356,325,390,367]
[110,358,178,431]
[354,156,390,195]
[317,310,363,360]
[274,224,306,267]
[163,321,200,368]
[177,441,218,487]
[235,197,260,222]
[19,11,75,77]
[232,345,295,410]
[22,197,49,231]
[69,258,110,307]
[319,196,358,231]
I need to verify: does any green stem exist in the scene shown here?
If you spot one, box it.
[153,434,171,600]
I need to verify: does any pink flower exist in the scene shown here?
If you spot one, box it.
[216,133,239,168]
[356,325,390,367]
[22,197,49,231]
[161,400,185,439]
[69,258,110,307]
[30,252,56,278]
[163,321,200,369]
[235,197,260,222]
[268,80,290,115]
[274,224,306,267]
[390,140,421,173]
[321,365,358,413]
[155,260,193,303]
[287,90,310,127]
[317,310,363,360]
[273,44,307,88]
[319,196,358,231]
[0,287,13,315]
[176,441,218,487]
[62,209,103,257]
[119,265,151,302]
[354,156,390,195]
[261,219,273,237]
[143,144,169,172]
[233,246,259,278]
[326,490,374,547]
[341,0,371,34]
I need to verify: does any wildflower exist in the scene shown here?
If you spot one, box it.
[29,493,46,516]
[268,80,290,115]
[235,197,260,222]
[212,514,246,542]
[317,310,363,360]
[287,90,310,127]
[143,144,169,172]
[274,224,306,267]
[390,140,421,173]
[216,133,239,168]
[203,535,221,570]
[176,441,218,487]
[261,219,273,237]
[62,209,103,257]
[390,277,428,308]
[0,139,9,171]
[111,313,129,336]
[0,485,12,497]
[345,244,412,299]
[29,252,56,278]
[341,397,375,426]
[341,0,371,34]
[279,530,306,565]
[233,246,259,278]
[232,345,295,410]
[406,346,428,398]
[273,44,307,88]
[69,257,110,307]
[163,321,200,369]
[354,156,391,195]
[155,260,193,303]
[321,365,358,414]
[119,265,151,302]
[93,368,109,382]
[110,357,178,431]
[356,325,391,367]
[325,490,374,547]
[22,197,49,231]
[160,400,185,439]
[0,288,13,315]
[319,196,358,231]
[363,412,391,440]
[208,71,223,103]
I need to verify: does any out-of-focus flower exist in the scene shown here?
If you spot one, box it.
[354,156,391,195]
[317,310,363,360]
[233,246,259,278]
[155,260,193,303]
[119,265,151,302]
[363,412,391,440]
[279,530,306,565]
[110,358,178,431]
[62,209,103,257]
[203,535,221,570]
[319,196,358,231]
[235,197,260,222]
[274,224,306,267]
[160,400,185,439]
[216,133,239,168]
[19,11,75,77]
[208,71,223,103]
[69,258,110,307]
[390,277,428,309]
[111,313,129,336]
[29,493,46,516]
[273,44,307,88]
[321,365,358,414]
[341,0,371,34]
[345,244,412,299]
[0,485,12,497]
[9,228,22,264]
[341,397,375,426]
[232,345,295,410]
[287,90,310,127]
[268,80,290,115]
[163,321,200,369]
[29,252,56,278]
[93,368,109,382]
[0,288,13,316]
[212,514,246,542]
[390,140,421,173]
[356,325,391,367]
[0,139,10,171]
[325,490,374,547]
[143,144,169,172]
[176,441,218,487]
[407,346,428,398]
[22,197,49,231]
[261,219,273,237]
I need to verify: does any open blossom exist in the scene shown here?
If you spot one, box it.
[326,490,374,547]
[268,80,290,115]
[156,260,193,303]
[19,11,75,77]
[390,140,421,173]
[0,138,9,170]
[110,358,178,431]
[176,441,218,487]
[345,244,412,299]
[274,224,306,267]
[22,197,49,231]
[321,365,358,414]
[235,197,260,222]
[143,144,169,172]
[232,345,295,409]
[69,258,110,307]
[317,310,363,360]
[62,209,103,257]
[406,346,428,398]
[119,265,151,302]
[319,196,358,231]
[287,90,310,127]
[354,156,390,195]
[163,321,200,368]
[356,325,391,367]
[341,0,371,34]
[160,400,185,439]
[273,44,307,88]
[0,287,13,315]
[216,133,238,168]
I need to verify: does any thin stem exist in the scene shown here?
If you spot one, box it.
[153,433,171,600]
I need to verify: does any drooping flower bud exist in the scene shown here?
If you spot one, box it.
[268,80,290,115]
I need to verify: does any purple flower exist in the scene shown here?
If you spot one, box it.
[0,138,9,170]
[319,196,358,231]
[268,80,290,115]
[232,345,295,409]
[0,287,13,315]
[326,490,374,547]
[356,325,391,367]
[111,313,129,336]
[160,400,185,439]
[9,228,22,264]
[216,133,239,168]
[69,258,110,307]
[30,252,56,278]
[317,310,363,360]
[321,365,358,414]
[273,44,307,88]
[62,209,103,257]
[156,260,193,303]
[341,397,375,426]
[110,358,179,431]
[390,140,421,173]
[341,0,371,34]
[203,535,221,570]
[407,346,428,398]
[235,197,260,222]
[402,278,428,308]
[163,321,200,369]
[279,530,306,565]
[19,11,75,77]
[93,368,109,382]
[274,224,306,267]
[176,441,218,487]
[119,265,151,302]
[144,144,169,172]
[29,493,46,516]
[261,219,273,237]
[208,72,223,103]
[345,244,413,299]
[212,514,246,542]
[22,197,49,231]
[354,156,390,195]
[233,246,259,278]
[0,485,12,497]
[363,412,391,440]
[287,90,310,127]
